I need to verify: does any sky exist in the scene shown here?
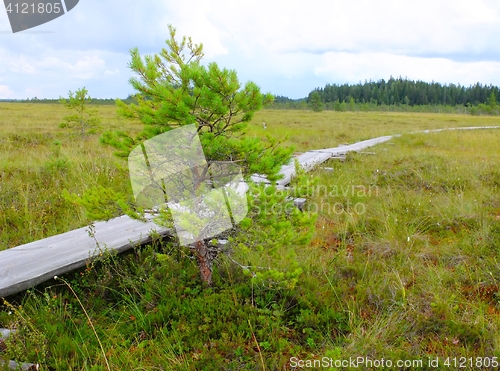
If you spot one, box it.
[1,0,500,100]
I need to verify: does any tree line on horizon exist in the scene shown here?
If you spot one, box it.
[270,77,499,115]
[3,76,499,114]
[308,77,499,106]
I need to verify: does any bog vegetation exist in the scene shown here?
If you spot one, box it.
[1,102,500,369]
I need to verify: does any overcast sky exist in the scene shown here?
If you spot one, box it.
[1,0,500,99]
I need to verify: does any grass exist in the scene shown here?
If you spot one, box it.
[248,109,500,151]
[1,103,500,369]
[306,129,500,361]
[0,103,141,248]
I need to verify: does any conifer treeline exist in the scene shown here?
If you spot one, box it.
[308,77,499,106]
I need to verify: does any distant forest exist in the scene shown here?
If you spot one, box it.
[271,77,500,115]
[311,77,499,106]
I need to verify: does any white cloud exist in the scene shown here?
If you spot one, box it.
[0,85,15,98]
[0,45,129,98]
[192,0,500,60]
[25,87,43,98]
[162,2,228,58]
[9,56,36,74]
[314,52,500,87]
[6,51,107,79]
[104,69,120,76]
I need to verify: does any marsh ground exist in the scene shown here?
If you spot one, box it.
[1,103,500,369]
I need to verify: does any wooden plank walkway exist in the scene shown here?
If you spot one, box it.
[0,215,170,298]
[251,135,396,187]
[1,126,499,298]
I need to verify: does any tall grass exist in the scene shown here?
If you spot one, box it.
[307,129,500,361]
[0,103,139,248]
[1,103,500,369]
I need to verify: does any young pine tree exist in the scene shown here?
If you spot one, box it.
[59,87,101,138]
[72,26,316,287]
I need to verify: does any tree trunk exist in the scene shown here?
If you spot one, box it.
[194,240,215,286]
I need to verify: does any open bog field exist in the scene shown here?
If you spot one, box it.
[2,104,497,248]
[1,103,500,369]
[0,103,141,248]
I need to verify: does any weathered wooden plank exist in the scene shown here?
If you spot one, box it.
[276,135,396,186]
[293,198,307,210]
[416,126,500,133]
[0,215,171,298]
[311,135,396,155]
[276,151,333,187]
